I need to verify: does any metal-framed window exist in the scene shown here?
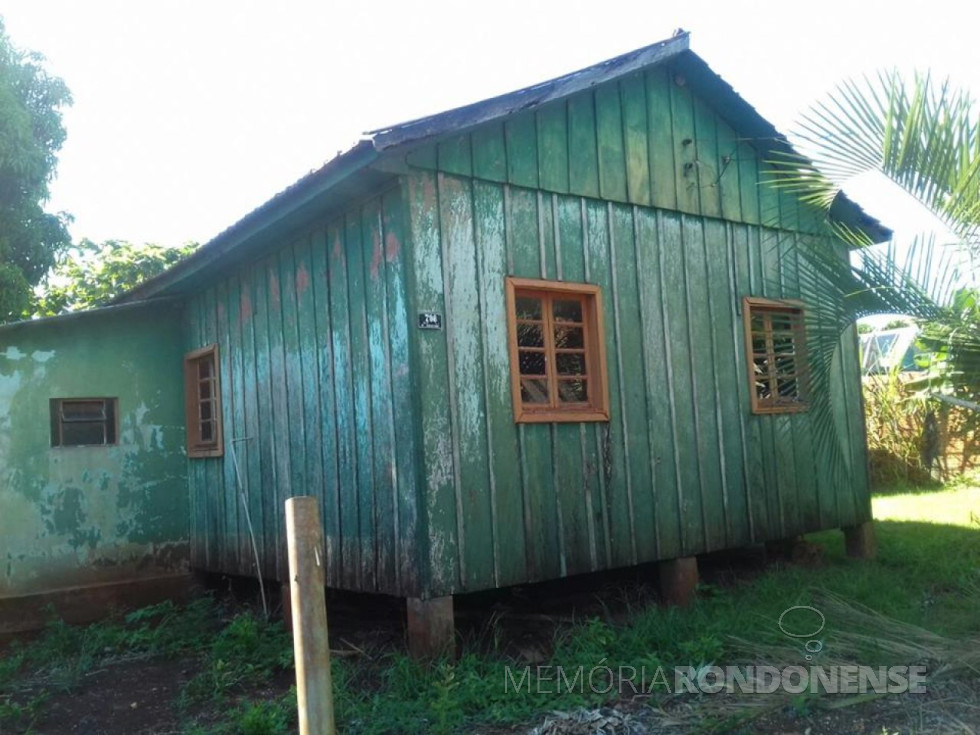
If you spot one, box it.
[184,344,223,458]
[50,398,118,447]
[505,277,610,423]
[743,297,809,414]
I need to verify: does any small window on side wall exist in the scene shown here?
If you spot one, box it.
[50,398,117,447]
[505,277,610,423]
[184,345,223,458]
[743,297,809,414]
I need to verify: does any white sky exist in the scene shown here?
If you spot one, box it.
[1,0,977,249]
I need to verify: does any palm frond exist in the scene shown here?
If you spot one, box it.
[789,232,979,490]
[770,72,980,250]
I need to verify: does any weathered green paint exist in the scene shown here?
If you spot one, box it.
[184,188,422,597]
[400,67,831,238]
[167,50,870,601]
[403,168,870,596]
[0,306,188,598]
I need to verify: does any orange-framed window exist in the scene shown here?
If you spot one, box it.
[505,277,610,423]
[184,344,223,458]
[743,297,809,414]
[50,398,118,447]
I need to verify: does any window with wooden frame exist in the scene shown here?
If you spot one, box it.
[743,297,809,414]
[50,398,118,447]
[184,344,223,457]
[505,277,610,423]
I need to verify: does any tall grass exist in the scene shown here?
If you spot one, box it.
[864,371,934,486]
[864,370,978,487]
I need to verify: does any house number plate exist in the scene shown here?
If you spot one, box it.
[418,312,443,330]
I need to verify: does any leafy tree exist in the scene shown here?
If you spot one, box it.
[884,318,911,330]
[0,18,72,322]
[35,239,198,316]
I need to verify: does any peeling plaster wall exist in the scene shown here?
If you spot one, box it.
[0,305,189,598]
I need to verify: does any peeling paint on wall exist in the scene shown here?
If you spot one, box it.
[0,306,189,599]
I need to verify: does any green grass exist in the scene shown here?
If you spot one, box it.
[873,482,980,527]
[0,597,219,694]
[179,612,293,708]
[0,596,296,734]
[2,481,977,734]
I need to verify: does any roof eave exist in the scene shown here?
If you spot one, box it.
[0,297,182,335]
[111,140,380,304]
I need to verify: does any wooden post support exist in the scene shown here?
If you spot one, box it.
[658,555,698,607]
[285,496,336,735]
[406,596,455,659]
[843,521,877,559]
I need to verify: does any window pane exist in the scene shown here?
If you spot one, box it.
[62,421,106,446]
[556,352,586,376]
[777,377,799,398]
[558,378,588,403]
[515,297,542,320]
[747,304,808,411]
[519,350,546,376]
[770,313,797,331]
[553,299,583,323]
[201,420,214,442]
[775,355,797,375]
[200,401,213,421]
[517,322,544,348]
[520,378,549,404]
[62,400,106,421]
[197,358,213,379]
[199,380,213,400]
[554,325,584,349]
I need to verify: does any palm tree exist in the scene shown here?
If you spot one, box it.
[768,71,980,479]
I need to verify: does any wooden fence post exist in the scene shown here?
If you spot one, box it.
[285,496,336,735]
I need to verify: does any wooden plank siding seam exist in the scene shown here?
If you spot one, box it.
[702,218,732,548]
[725,222,757,543]
[605,202,638,564]
[655,210,688,556]
[631,205,662,560]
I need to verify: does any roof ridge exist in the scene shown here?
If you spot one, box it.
[367,32,690,150]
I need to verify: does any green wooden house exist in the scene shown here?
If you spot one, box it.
[0,34,885,646]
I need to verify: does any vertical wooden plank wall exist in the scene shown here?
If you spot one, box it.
[181,63,871,600]
[406,171,870,597]
[184,188,421,597]
[405,67,871,597]
[424,68,828,237]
